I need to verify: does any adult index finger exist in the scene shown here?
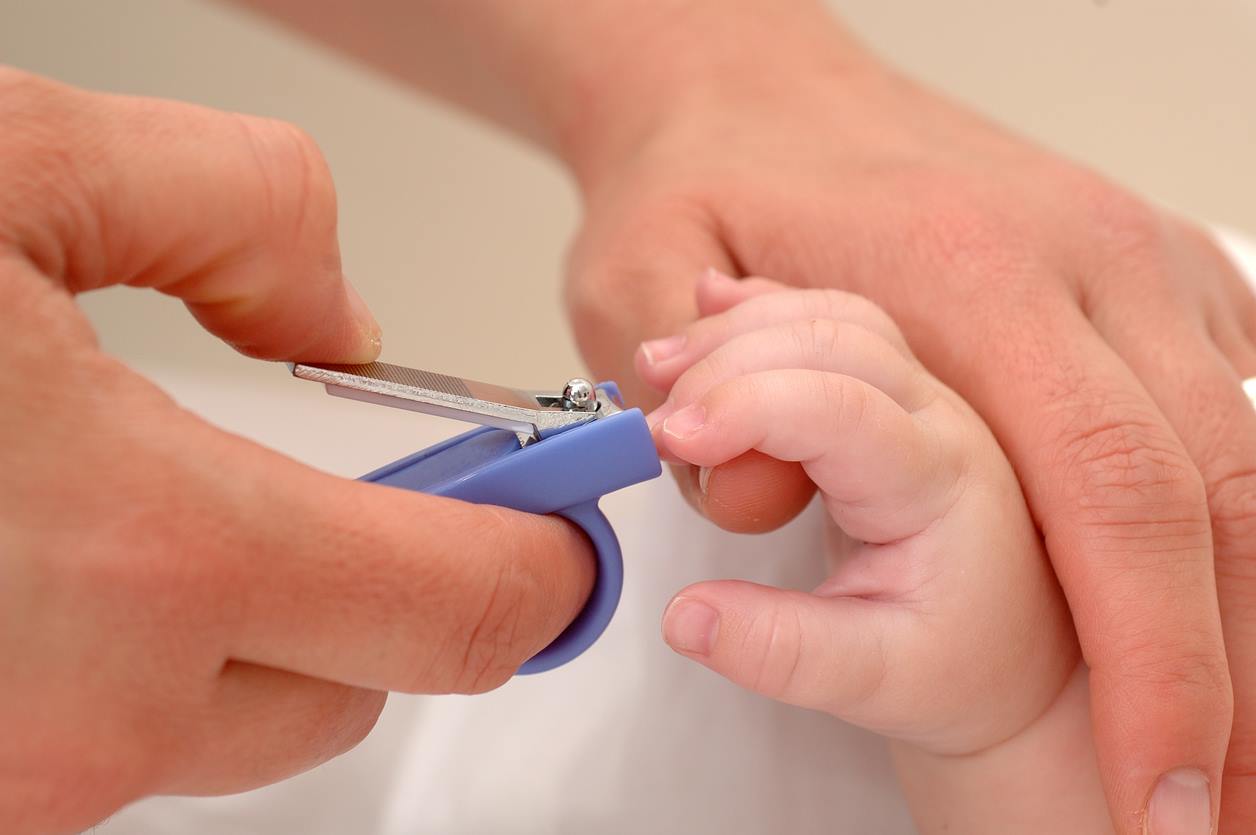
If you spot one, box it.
[0,67,380,364]
[183,421,596,695]
[943,292,1231,835]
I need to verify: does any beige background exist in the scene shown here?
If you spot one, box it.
[1,0,1253,390]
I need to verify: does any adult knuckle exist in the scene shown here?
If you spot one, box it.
[1059,173,1182,309]
[1118,639,1232,713]
[0,71,102,273]
[234,115,337,243]
[1069,173,1166,259]
[909,194,1028,283]
[1055,410,1207,520]
[453,579,526,694]
[1207,466,1256,552]
[445,511,538,694]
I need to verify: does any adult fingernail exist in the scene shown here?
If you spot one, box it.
[345,281,383,358]
[663,597,720,656]
[697,465,713,496]
[1145,768,1211,835]
[662,404,706,440]
[640,334,685,366]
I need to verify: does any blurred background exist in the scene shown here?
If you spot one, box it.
[1,0,1253,395]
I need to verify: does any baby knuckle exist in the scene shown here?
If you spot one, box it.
[807,289,904,339]
[825,376,869,433]
[740,606,805,701]
[795,317,843,360]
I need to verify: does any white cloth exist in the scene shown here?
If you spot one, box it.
[99,231,1256,835]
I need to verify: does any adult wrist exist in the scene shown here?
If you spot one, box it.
[545,1,874,193]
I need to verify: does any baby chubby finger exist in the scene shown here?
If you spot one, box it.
[657,370,964,544]
[657,318,933,423]
[637,288,913,394]
[662,579,910,727]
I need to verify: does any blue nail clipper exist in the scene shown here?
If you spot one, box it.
[291,361,661,674]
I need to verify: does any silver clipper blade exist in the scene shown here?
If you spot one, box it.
[290,361,617,444]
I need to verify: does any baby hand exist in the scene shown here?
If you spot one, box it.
[640,271,1078,756]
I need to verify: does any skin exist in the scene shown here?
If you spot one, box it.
[0,70,594,835]
[650,271,1112,833]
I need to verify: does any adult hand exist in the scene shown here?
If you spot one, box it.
[561,10,1254,834]
[0,69,593,835]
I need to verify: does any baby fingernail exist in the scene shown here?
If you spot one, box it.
[645,405,669,432]
[662,404,706,440]
[663,597,720,656]
[640,334,685,365]
[1145,768,1211,835]
[704,266,738,283]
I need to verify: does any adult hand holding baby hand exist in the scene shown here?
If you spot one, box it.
[558,7,1252,832]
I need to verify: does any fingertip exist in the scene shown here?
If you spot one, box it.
[293,278,382,364]
[188,272,384,364]
[637,333,687,387]
[342,280,383,362]
[699,452,816,534]
[662,594,721,657]
[660,403,707,442]
[634,342,672,391]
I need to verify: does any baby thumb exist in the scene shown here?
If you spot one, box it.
[662,580,901,718]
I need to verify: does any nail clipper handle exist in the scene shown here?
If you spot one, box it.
[359,404,660,674]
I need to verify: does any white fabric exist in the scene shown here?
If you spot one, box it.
[98,231,1256,835]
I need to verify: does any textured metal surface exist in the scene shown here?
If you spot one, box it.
[291,361,620,441]
[326,362,473,399]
